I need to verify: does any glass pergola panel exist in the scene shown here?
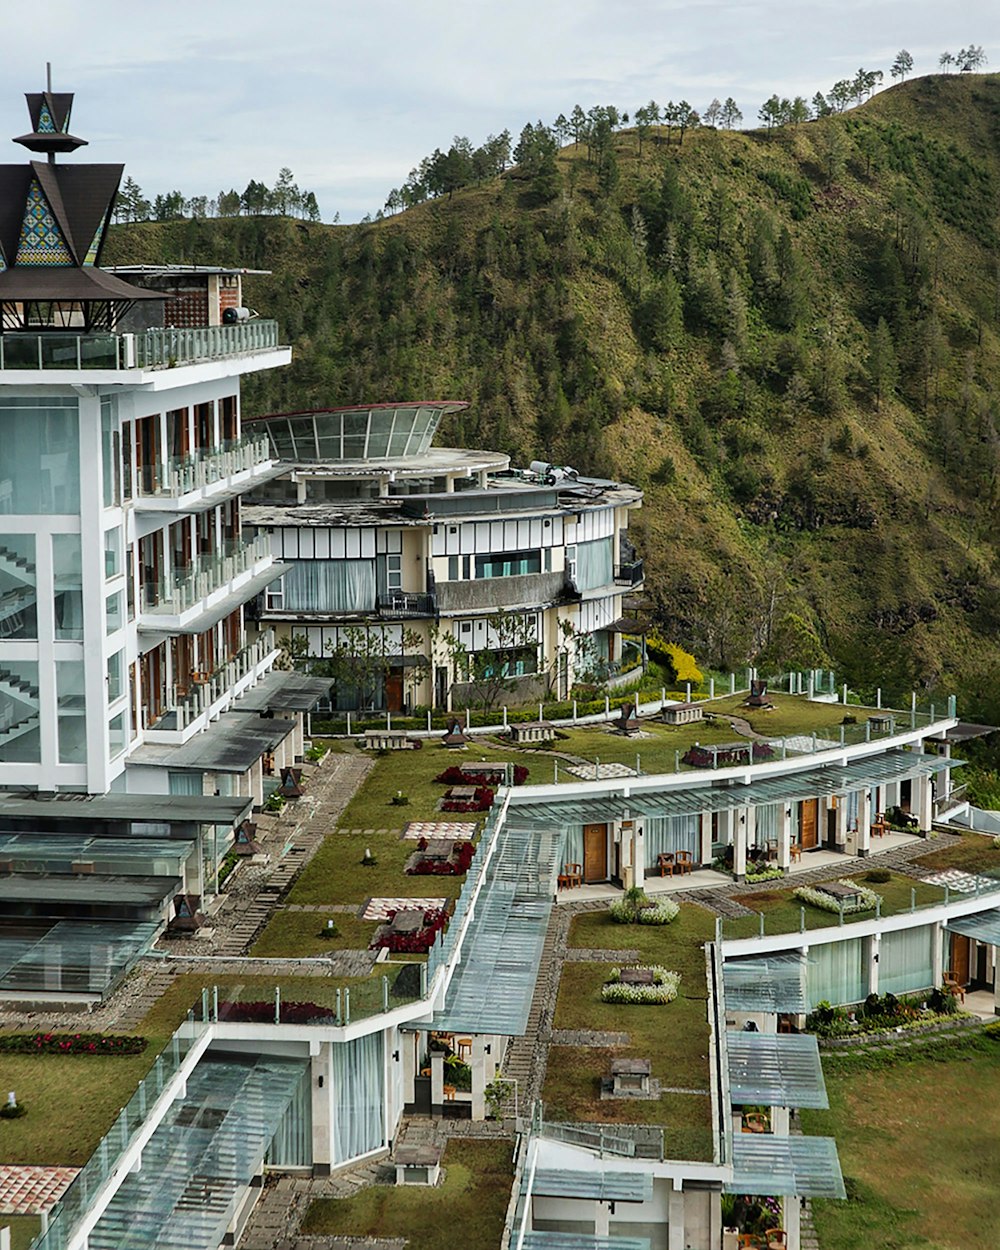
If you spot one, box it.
[521,1236,651,1250]
[727,1134,846,1199]
[88,1055,307,1250]
[432,819,561,1035]
[0,919,158,995]
[946,908,1000,945]
[727,1033,828,1108]
[508,751,956,826]
[723,953,809,1014]
[532,1170,653,1202]
[0,831,190,876]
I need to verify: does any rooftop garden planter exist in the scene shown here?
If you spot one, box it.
[0,1032,148,1056]
[406,841,476,876]
[370,906,450,954]
[609,887,679,926]
[434,764,528,787]
[794,877,881,914]
[441,786,495,812]
[601,966,681,1005]
[682,742,774,769]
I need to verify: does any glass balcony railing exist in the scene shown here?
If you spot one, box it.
[135,433,272,498]
[148,630,277,732]
[0,320,280,372]
[139,534,272,618]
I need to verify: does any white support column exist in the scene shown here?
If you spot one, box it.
[784,1194,801,1250]
[699,811,713,867]
[430,1051,445,1108]
[594,1200,610,1237]
[743,805,756,862]
[470,1036,487,1121]
[865,934,880,996]
[858,789,872,857]
[834,797,848,852]
[778,806,792,873]
[668,1184,686,1250]
[914,774,933,833]
[728,809,746,880]
[310,1042,333,1175]
[933,924,945,988]
[633,820,645,890]
[771,1105,790,1135]
[992,945,1000,1016]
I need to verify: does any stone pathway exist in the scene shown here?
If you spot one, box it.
[551,1029,631,1047]
[565,761,636,780]
[0,1165,78,1215]
[920,867,989,892]
[564,947,640,963]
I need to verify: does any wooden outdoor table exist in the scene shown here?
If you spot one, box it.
[619,967,655,985]
[388,910,425,934]
[447,785,478,800]
[816,882,862,906]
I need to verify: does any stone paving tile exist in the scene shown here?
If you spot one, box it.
[564,947,640,962]
[0,1165,79,1215]
[360,897,446,922]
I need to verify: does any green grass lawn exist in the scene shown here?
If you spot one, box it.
[0,1049,162,1165]
[704,691,861,738]
[914,830,1000,877]
[2,1216,41,1250]
[251,908,380,955]
[721,872,947,940]
[542,905,715,1158]
[802,1040,1000,1250]
[301,1138,513,1249]
[547,719,736,776]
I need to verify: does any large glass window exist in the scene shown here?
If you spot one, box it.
[0,660,40,763]
[332,1032,384,1163]
[105,590,124,635]
[57,659,86,763]
[101,395,120,507]
[53,534,83,640]
[0,534,37,639]
[474,549,541,579]
[104,527,123,579]
[108,710,128,758]
[107,650,125,703]
[0,398,80,514]
[880,926,936,996]
[807,938,866,1008]
[283,561,376,613]
[574,537,614,591]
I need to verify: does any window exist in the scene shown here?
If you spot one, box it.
[0,534,37,639]
[53,534,83,640]
[107,650,125,703]
[105,590,124,635]
[474,549,541,579]
[0,660,40,763]
[448,555,459,581]
[387,553,402,590]
[57,660,86,763]
[108,710,128,758]
[104,528,123,579]
[265,576,285,611]
[101,395,120,507]
[0,398,80,514]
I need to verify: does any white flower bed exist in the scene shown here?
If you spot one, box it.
[637,898,680,925]
[793,877,881,914]
[601,966,681,1005]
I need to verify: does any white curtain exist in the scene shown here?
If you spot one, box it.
[807,938,866,1008]
[644,816,699,868]
[845,789,860,829]
[168,771,202,796]
[284,560,376,612]
[755,803,779,847]
[563,825,584,871]
[575,538,613,591]
[266,1065,313,1167]
[332,1032,384,1163]
[880,926,936,996]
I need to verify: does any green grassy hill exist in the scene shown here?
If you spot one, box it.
[105,73,1000,714]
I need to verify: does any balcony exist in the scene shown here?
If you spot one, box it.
[376,591,437,619]
[147,631,278,735]
[133,433,277,508]
[614,559,644,588]
[436,570,569,614]
[138,535,282,633]
[0,320,281,372]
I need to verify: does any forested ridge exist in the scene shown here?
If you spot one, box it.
[106,73,1000,716]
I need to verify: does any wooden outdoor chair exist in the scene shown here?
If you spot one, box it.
[943,970,966,1003]
[657,852,675,877]
[563,862,582,888]
[737,1235,765,1249]
[674,850,694,874]
[766,1231,787,1249]
[741,1111,770,1134]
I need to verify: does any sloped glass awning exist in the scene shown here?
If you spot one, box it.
[723,953,808,1014]
[946,908,1000,945]
[432,819,561,1035]
[532,1170,654,1202]
[0,919,159,997]
[88,1054,306,1250]
[727,1033,828,1108]
[520,1236,651,1250]
[727,1134,846,1199]
[508,750,955,825]
[0,831,191,876]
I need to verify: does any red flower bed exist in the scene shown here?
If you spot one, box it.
[442,786,495,812]
[434,765,528,786]
[370,907,449,954]
[217,1000,338,1025]
[0,1032,147,1056]
[406,841,476,875]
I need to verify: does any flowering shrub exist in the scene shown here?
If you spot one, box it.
[745,865,784,884]
[441,786,495,812]
[682,742,774,769]
[370,907,450,954]
[0,1032,147,1056]
[407,841,476,875]
[794,878,881,914]
[609,887,678,926]
[434,765,528,786]
[637,899,680,924]
[601,966,681,1005]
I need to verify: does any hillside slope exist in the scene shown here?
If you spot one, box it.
[106,74,1000,714]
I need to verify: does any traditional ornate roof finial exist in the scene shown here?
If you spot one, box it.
[13,64,87,162]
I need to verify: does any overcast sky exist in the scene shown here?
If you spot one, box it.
[0,1,997,223]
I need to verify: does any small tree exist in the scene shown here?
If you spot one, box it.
[720,98,742,129]
[437,611,539,713]
[891,49,914,81]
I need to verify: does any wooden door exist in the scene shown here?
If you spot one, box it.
[386,669,404,713]
[799,799,819,850]
[583,823,608,882]
[950,933,970,985]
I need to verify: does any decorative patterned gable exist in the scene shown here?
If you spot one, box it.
[15,178,73,265]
